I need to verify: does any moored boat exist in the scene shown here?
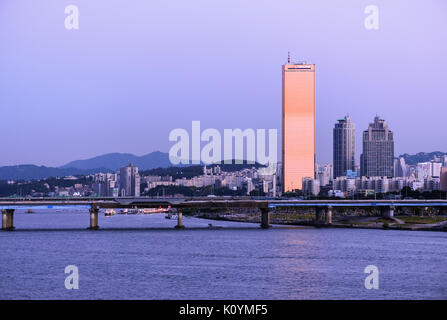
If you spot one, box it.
[105,209,116,217]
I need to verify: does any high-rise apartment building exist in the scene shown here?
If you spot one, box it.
[333,116,355,178]
[360,116,394,177]
[94,173,118,197]
[302,177,320,196]
[119,163,140,197]
[315,163,333,187]
[417,161,443,179]
[393,156,407,177]
[282,61,315,191]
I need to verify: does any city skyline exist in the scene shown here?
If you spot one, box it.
[3,147,447,198]
[2,0,447,305]
[1,1,446,167]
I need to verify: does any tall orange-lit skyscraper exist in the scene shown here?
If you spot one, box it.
[282,61,315,192]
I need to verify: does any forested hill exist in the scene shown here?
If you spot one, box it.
[399,151,446,165]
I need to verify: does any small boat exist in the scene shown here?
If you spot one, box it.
[27,209,34,214]
[141,208,169,214]
[105,209,116,217]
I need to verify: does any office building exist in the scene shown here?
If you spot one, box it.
[282,60,315,191]
[360,116,394,177]
[333,116,355,178]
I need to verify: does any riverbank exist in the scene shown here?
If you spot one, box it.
[192,213,447,232]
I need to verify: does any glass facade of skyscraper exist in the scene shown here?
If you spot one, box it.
[282,63,315,191]
[333,116,356,179]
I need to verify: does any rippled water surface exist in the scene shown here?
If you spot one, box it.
[0,209,446,299]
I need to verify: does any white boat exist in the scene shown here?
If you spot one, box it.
[105,209,116,217]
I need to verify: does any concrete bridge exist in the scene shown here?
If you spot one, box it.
[1,197,447,230]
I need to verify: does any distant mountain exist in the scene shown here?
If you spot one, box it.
[0,151,256,181]
[0,165,112,181]
[399,151,447,165]
[60,151,174,171]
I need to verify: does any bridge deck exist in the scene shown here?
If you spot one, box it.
[2,197,447,231]
[0,197,447,210]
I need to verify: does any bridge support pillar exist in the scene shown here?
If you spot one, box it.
[1,209,15,231]
[260,208,270,229]
[316,207,324,222]
[175,211,185,229]
[381,206,394,218]
[88,207,99,230]
[326,206,333,224]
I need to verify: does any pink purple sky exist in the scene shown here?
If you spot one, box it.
[0,0,446,167]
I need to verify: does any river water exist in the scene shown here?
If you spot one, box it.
[0,209,446,299]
